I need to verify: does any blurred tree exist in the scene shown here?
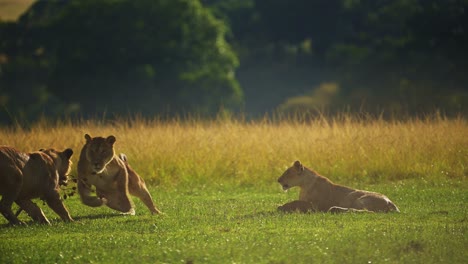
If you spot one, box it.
[206,0,468,117]
[278,82,341,114]
[325,0,468,115]
[1,0,467,123]
[206,0,350,115]
[0,0,242,123]
[0,19,72,124]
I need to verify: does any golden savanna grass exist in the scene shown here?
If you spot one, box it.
[0,115,466,187]
[0,0,34,21]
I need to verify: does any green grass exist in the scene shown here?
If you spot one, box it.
[0,181,466,263]
[0,116,467,263]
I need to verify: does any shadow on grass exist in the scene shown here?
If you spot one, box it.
[71,213,123,221]
[0,213,123,228]
[235,210,279,220]
[234,207,327,221]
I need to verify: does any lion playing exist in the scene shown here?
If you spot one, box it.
[277,160,400,213]
[77,134,162,215]
[0,146,74,225]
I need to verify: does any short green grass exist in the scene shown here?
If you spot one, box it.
[0,181,466,263]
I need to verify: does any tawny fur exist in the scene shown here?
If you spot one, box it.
[77,134,161,215]
[0,146,74,225]
[277,160,400,213]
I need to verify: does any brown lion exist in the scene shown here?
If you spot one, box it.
[0,146,74,225]
[77,134,162,215]
[277,160,400,213]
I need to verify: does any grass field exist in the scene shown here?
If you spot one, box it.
[0,116,467,263]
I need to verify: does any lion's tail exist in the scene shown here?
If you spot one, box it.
[388,201,400,213]
[118,153,128,162]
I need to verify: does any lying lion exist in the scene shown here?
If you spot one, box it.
[77,134,162,215]
[0,146,74,225]
[277,160,400,213]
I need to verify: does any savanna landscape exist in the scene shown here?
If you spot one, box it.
[1,0,468,263]
[0,116,466,263]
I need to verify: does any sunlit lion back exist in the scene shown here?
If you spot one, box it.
[277,160,400,213]
[84,134,116,174]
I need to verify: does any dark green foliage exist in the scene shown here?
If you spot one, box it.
[0,0,242,123]
[1,0,467,123]
[208,0,468,117]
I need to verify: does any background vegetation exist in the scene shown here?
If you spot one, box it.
[1,0,468,124]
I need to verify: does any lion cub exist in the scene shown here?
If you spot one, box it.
[77,134,161,215]
[277,160,400,213]
[0,146,74,225]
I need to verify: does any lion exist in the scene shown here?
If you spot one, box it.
[77,134,162,215]
[277,160,400,213]
[0,146,74,225]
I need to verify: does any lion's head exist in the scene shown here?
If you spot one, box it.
[84,134,116,174]
[277,160,306,191]
[39,148,74,186]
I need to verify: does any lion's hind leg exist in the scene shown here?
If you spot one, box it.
[127,170,162,214]
[328,206,371,214]
[0,169,24,225]
[353,194,397,213]
[328,206,349,213]
[15,199,50,224]
[0,194,23,225]
[129,182,162,215]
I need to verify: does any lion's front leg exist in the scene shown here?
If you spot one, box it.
[103,169,134,214]
[77,178,106,207]
[104,192,135,215]
[278,200,316,213]
[43,189,73,222]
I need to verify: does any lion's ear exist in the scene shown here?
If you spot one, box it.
[293,160,304,171]
[106,135,116,145]
[39,148,45,152]
[63,148,73,159]
[85,134,92,142]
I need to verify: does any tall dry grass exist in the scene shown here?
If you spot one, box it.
[0,115,466,187]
